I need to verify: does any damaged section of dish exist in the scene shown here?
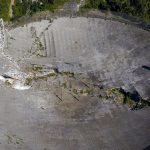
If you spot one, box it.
[0,70,31,90]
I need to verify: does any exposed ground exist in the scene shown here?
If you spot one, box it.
[0,17,150,150]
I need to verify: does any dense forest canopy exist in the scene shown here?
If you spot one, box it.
[84,0,150,22]
[0,0,68,21]
[13,0,70,19]
[0,0,149,22]
[0,0,11,21]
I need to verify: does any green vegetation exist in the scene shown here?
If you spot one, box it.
[13,0,31,18]
[84,0,150,22]
[25,77,33,85]
[0,0,71,21]
[73,89,78,94]
[25,64,59,85]
[32,64,43,72]
[61,82,67,88]
[0,0,11,21]
[5,80,13,86]
[6,133,24,145]
[12,0,69,20]
[106,88,138,107]
[106,88,125,104]
[60,71,75,77]
[106,88,150,108]
[1,0,149,23]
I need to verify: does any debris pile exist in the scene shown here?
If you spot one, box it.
[0,70,31,90]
